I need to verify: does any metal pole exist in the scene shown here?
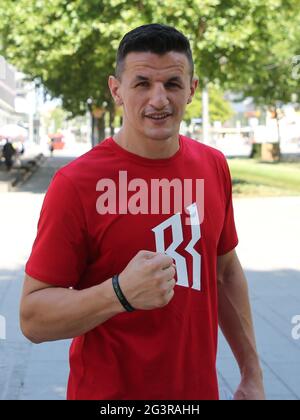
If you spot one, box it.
[202,81,210,144]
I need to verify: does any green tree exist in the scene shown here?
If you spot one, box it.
[234,5,300,154]
[43,106,69,133]
[1,0,299,145]
[184,86,234,124]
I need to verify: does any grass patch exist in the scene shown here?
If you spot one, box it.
[228,159,300,197]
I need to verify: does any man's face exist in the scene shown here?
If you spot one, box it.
[109,51,198,142]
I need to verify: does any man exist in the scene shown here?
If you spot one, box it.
[2,139,16,171]
[20,24,265,400]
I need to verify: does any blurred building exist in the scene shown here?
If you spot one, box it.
[0,56,41,144]
[0,55,16,126]
[15,72,41,144]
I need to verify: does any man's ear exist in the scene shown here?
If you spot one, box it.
[187,77,199,104]
[108,76,123,106]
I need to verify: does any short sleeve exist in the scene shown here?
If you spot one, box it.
[25,171,88,288]
[217,157,239,256]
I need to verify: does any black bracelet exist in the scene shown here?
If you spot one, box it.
[112,274,135,312]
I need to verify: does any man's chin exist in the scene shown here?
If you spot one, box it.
[143,129,177,141]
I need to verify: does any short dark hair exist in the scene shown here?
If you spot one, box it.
[116,24,194,79]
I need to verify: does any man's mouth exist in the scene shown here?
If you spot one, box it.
[144,113,172,121]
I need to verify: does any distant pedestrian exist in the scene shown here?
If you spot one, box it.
[49,139,54,157]
[19,142,25,155]
[2,139,16,171]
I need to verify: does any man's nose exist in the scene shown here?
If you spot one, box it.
[148,84,170,109]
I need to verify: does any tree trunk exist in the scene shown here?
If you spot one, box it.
[109,107,116,137]
[202,82,210,144]
[274,106,282,160]
[91,113,96,147]
[96,114,106,143]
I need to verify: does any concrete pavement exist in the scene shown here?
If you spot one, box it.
[0,146,299,400]
[0,144,89,400]
[0,143,46,192]
[218,196,300,400]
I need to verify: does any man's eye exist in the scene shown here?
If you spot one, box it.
[136,82,149,88]
[166,83,181,89]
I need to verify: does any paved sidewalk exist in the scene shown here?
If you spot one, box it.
[218,197,300,400]
[0,147,88,400]
[0,150,299,400]
[0,144,45,192]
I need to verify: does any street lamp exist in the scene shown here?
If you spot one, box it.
[86,97,95,147]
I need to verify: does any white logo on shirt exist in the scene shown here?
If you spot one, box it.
[152,203,202,291]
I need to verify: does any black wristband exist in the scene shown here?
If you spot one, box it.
[112,274,135,312]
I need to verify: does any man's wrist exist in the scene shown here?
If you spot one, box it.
[112,274,135,312]
[240,360,263,382]
[98,277,127,315]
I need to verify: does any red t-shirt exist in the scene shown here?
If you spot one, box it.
[25,136,238,400]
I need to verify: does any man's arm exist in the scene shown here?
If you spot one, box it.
[20,251,176,344]
[20,274,126,343]
[217,249,265,400]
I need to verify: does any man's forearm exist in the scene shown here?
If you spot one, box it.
[217,253,262,380]
[20,278,125,343]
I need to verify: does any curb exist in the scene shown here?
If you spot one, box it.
[2,154,47,191]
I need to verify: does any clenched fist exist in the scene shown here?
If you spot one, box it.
[118,250,176,310]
